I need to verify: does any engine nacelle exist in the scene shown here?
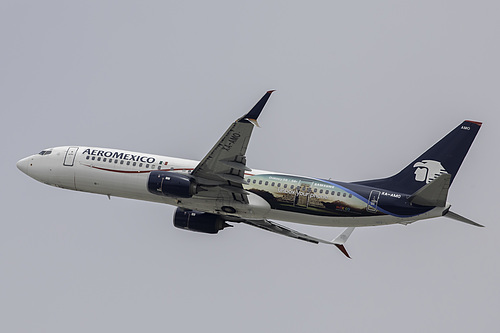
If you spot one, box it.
[148,171,197,198]
[174,208,230,234]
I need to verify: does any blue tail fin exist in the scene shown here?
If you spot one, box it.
[355,120,482,194]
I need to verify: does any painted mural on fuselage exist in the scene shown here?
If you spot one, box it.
[243,174,375,217]
[243,174,432,218]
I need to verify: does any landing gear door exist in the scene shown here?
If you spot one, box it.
[367,190,381,213]
[63,147,79,166]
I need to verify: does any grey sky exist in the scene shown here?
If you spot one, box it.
[2,1,499,332]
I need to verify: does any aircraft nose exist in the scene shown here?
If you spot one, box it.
[16,157,30,175]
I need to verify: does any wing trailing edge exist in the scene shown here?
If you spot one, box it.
[241,219,355,258]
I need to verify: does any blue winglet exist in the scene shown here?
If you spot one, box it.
[240,90,275,126]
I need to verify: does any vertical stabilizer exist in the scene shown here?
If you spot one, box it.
[355,120,481,194]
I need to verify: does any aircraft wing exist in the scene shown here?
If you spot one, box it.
[187,91,355,257]
[241,219,355,258]
[190,91,274,203]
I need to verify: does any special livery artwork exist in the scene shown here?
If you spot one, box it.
[244,174,384,217]
[16,89,483,257]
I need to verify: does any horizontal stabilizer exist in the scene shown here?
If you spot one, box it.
[444,210,484,227]
[409,173,451,207]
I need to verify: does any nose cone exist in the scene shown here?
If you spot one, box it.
[17,157,30,175]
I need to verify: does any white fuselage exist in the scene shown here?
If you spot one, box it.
[17,146,448,227]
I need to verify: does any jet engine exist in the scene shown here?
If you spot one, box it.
[147,171,197,198]
[173,208,231,234]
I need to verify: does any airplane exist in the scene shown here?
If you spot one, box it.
[16,91,483,258]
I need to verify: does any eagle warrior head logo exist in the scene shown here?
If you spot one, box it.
[413,160,447,184]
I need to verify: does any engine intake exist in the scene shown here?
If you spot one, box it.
[174,208,230,234]
[148,171,197,198]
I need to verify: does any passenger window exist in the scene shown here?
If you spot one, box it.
[133,162,136,166]
[86,156,90,160]
[291,185,294,189]
[337,192,341,196]
[325,190,329,194]
[146,164,149,168]
[343,193,346,197]
[314,188,317,193]
[271,182,275,187]
[253,180,256,184]
[152,165,155,169]
[259,180,262,185]
[265,181,268,186]
[349,194,352,198]
[103,158,107,162]
[97,157,101,161]
[114,159,118,164]
[127,161,130,165]
[157,166,161,170]
[319,189,323,194]
[120,160,124,165]
[284,184,287,188]
[278,183,281,187]
[139,163,143,167]
[92,156,95,161]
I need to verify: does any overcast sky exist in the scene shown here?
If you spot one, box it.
[2,1,500,332]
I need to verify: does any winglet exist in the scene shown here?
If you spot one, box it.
[332,227,355,258]
[240,90,275,127]
[334,244,351,259]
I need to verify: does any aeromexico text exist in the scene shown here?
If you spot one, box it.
[82,149,156,164]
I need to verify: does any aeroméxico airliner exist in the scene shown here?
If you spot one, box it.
[17,91,483,258]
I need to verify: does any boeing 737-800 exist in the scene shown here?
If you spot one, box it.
[17,91,483,257]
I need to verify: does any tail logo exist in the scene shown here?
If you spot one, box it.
[413,160,447,183]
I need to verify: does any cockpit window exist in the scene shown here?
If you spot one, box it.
[38,150,52,156]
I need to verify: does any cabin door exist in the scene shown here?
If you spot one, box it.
[366,190,381,213]
[63,147,79,166]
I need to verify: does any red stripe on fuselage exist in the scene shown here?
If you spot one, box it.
[83,164,194,174]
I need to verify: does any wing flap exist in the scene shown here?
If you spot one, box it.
[217,173,247,184]
[219,160,252,171]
